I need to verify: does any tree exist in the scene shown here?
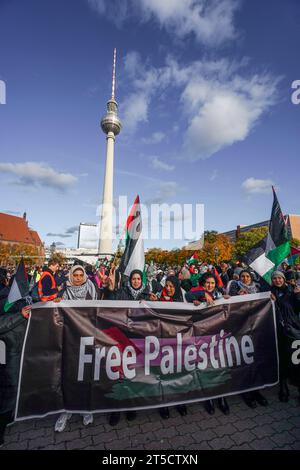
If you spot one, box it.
[199,234,234,264]
[233,227,268,260]
[0,242,44,268]
[203,230,218,243]
[291,238,300,248]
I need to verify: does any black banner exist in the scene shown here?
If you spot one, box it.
[15,292,278,420]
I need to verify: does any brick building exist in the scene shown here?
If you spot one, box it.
[0,212,45,264]
[220,214,300,242]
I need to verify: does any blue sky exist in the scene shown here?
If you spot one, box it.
[0,0,299,250]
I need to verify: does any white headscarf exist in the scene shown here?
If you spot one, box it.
[63,265,97,300]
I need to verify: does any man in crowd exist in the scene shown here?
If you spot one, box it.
[38,256,63,302]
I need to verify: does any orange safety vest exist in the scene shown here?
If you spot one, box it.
[38,271,57,302]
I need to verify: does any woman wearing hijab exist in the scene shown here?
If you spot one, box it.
[228,269,268,409]
[185,273,230,416]
[271,271,300,402]
[108,269,154,301]
[62,265,98,300]
[106,268,155,426]
[159,275,184,302]
[152,276,188,419]
[228,269,258,296]
[54,265,99,432]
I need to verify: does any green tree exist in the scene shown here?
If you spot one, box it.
[234,227,268,259]
[203,230,218,243]
[291,238,300,247]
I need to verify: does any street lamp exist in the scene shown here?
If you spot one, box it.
[214,247,220,265]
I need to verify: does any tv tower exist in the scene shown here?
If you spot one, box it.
[98,48,122,256]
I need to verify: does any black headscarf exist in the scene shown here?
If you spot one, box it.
[129,270,143,289]
[127,269,146,300]
[165,275,183,302]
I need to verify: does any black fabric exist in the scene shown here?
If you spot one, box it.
[109,285,151,301]
[269,188,289,246]
[271,284,300,386]
[0,311,27,414]
[220,272,229,287]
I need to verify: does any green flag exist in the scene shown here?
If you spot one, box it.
[243,187,290,284]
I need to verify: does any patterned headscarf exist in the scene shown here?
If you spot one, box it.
[63,265,97,300]
[127,270,146,300]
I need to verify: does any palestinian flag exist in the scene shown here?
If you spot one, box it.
[243,187,290,284]
[119,195,145,279]
[4,258,30,312]
[187,251,199,266]
[287,246,300,266]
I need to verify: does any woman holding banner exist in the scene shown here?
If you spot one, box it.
[228,269,269,409]
[54,265,99,432]
[151,276,188,419]
[185,273,231,416]
[105,268,156,426]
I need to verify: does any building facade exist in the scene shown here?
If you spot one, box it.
[0,212,45,265]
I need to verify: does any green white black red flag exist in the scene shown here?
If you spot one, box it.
[118,195,145,277]
[4,258,30,312]
[243,187,290,284]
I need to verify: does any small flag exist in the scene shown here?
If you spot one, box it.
[119,195,145,279]
[187,251,199,266]
[4,258,30,312]
[243,187,290,284]
[287,246,300,266]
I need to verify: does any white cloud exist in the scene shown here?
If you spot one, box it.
[0,162,78,191]
[87,0,105,14]
[121,92,149,132]
[146,181,179,204]
[181,66,280,160]
[242,177,275,194]
[121,54,280,160]
[150,156,175,172]
[210,170,218,181]
[139,0,239,46]
[87,0,240,46]
[123,51,141,78]
[142,132,166,144]
[87,0,129,26]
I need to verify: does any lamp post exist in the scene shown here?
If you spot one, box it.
[214,247,220,265]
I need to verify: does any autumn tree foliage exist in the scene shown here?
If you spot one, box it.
[0,242,44,268]
[145,248,192,266]
[145,232,234,266]
[198,232,234,264]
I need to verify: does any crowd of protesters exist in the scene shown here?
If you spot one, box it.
[0,255,300,444]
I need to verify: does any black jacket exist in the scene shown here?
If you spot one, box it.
[107,285,151,301]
